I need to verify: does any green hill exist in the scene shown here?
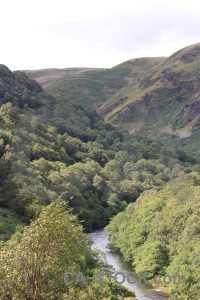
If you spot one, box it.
[101,43,200,131]
[1,49,200,299]
[0,64,132,234]
[26,43,200,159]
[0,63,190,236]
[26,58,164,109]
[102,43,200,160]
[0,64,136,300]
[25,67,97,87]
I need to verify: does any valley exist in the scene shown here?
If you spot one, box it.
[27,43,200,160]
[0,42,200,299]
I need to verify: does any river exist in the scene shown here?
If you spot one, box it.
[89,229,169,300]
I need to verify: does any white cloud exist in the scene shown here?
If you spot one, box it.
[1,0,200,70]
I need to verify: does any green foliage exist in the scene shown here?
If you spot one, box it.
[0,201,135,299]
[167,240,200,299]
[134,241,169,277]
[44,66,132,108]
[0,65,181,233]
[0,201,89,299]
[0,208,25,241]
[1,63,200,298]
[107,174,200,298]
[0,66,136,232]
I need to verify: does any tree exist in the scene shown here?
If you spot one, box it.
[0,201,89,299]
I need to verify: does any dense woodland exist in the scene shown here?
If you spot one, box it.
[107,173,200,298]
[0,64,200,299]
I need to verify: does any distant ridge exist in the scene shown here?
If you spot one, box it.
[26,43,200,158]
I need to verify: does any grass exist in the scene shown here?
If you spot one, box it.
[25,68,98,87]
[26,43,200,159]
[0,208,25,241]
[44,67,133,108]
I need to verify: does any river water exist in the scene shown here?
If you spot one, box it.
[89,229,169,300]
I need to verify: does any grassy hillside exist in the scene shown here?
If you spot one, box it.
[101,43,200,127]
[28,44,200,158]
[100,43,200,159]
[26,58,164,108]
[25,67,97,87]
[26,43,200,159]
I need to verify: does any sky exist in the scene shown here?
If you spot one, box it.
[1,0,200,70]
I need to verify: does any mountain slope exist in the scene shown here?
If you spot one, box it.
[26,58,164,108]
[26,43,200,136]
[0,64,133,234]
[25,67,97,87]
[100,43,200,159]
[101,43,200,131]
[26,43,200,159]
[1,64,190,237]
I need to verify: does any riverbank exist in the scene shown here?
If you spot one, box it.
[90,229,169,300]
[106,244,171,298]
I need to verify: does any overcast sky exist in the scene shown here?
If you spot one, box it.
[1,0,200,70]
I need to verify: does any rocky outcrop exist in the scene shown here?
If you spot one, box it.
[193,118,200,129]
[99,96,128,117]
[179,100,200,120]
[180,46,200,63]
[162,68,178,84]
